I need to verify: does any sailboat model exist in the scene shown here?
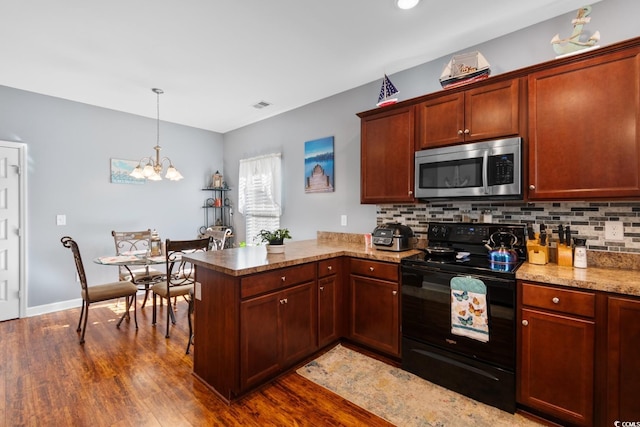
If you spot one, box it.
[376,74,399,107]
[440,51,491,89]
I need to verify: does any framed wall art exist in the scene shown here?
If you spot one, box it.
[304,136,334,193]
[110,158,145,185]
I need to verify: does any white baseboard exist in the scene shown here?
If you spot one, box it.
[25,290,149,317]
[26,298,83,317]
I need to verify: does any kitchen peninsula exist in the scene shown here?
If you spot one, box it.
[183,234,420,402]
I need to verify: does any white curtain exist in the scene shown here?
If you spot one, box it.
[238,153,282,245]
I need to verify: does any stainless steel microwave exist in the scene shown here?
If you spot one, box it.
[414,137,522,200]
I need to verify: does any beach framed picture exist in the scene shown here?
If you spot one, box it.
[304,136,334,193]
[110,158,145,185]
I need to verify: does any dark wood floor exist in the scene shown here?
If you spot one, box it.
[1,299,393,427]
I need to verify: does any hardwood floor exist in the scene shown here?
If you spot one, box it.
[0,299,392,427]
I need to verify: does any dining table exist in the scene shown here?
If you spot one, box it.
[94,251,167,309]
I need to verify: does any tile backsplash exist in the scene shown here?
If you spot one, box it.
[377,201,640,254]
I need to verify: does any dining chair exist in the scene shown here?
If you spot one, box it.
[203,227,232,250]
[111,229,165,308]
[61,236,138,344]
[151,237,210,339]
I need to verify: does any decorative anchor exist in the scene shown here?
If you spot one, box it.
[550,5,600,56]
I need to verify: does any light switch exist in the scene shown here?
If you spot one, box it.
[195,282,202,300]
[341,215,347,226]
[56,214,66,226]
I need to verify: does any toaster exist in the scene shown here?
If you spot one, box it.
[372,223,414,252]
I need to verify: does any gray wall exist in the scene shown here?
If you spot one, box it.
[223,0,640,245]
[0,86,223,311]
[1,0,638,313]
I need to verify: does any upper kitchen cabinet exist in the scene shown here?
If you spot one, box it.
[358,105,415,204]
[416,78,522,149]
[528,45,640,200]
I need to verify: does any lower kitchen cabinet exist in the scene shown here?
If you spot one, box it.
[518,281,595,426]
[240,267,317,391]
[348,258,400,357]
[317,258,343,348]
[606,295,640,426]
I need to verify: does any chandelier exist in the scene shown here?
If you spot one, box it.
[130,88,183,181]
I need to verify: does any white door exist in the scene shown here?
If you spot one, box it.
[0,145,21,321]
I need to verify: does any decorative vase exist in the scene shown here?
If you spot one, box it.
[266,244,285,254]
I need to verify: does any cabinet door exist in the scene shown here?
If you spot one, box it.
[349,274,399,357]
[318,275,339,348]
[281,282,317,366]
[519,308,594,426]
[360,106,415,204]
[606,296,640,426]
[528,48,640,199]
[240,292,280,390]
[465,78,520,141]
[416,92,465,148]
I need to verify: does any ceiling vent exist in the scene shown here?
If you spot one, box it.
[253,100,272,109]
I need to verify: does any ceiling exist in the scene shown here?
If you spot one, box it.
[0,0,597,133]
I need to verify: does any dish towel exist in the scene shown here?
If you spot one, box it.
[450,276,489,343]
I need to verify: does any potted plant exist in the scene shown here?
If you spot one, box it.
[258,228,292,253]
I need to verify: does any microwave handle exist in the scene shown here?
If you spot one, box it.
[482,149,489,194]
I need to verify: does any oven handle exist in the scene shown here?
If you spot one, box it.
[456,272,514,285]
[402,265,514,285]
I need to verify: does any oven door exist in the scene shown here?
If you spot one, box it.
[401,264,515,369]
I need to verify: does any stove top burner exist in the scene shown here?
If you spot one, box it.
[404,222,528,278]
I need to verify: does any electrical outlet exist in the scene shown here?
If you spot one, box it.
[341,215,347,226]
[605,221,624,241]
[56,214,66,226]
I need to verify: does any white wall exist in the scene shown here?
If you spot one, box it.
[222,0,640,245]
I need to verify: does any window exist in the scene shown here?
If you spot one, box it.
[238,153,282,246]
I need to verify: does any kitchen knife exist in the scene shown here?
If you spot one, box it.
[527,223,535,240]
[540,228,547,246]
[565,226,572,247]
[558,225,564,245]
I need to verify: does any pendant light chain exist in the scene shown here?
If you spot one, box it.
[129,87,183,181]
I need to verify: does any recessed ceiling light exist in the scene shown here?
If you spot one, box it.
[396,0,420,10]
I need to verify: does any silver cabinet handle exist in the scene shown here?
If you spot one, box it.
[279,298,288,304]
[408,190,413,196]
[392,290,397,296]
[369,266,374,272]
[552,297,560,304]
[522,320,529,326]
[457,129,463,135]
[464,129,470,134]
[319,286,325,291]
[327,266,332,271]
[529,185,536,190]
[281,276,286,282]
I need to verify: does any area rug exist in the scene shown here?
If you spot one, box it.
[297,344,543,427]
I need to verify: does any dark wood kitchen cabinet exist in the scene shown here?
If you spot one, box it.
[317,258,343,348]
[348,258,400,358]
[606,295,640,426]
[528,45,640,200]
[358,105,415,204]
[518,281,595,426]
[416,78,522,149]
[240,264,317,391]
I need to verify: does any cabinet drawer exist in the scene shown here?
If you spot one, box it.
[318,258,339,278]
[350,258,398,282]
[521,282,595,318]
[241,263,316,299]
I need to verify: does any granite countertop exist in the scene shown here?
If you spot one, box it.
[517,262,640,297]
[184,239,421,277]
